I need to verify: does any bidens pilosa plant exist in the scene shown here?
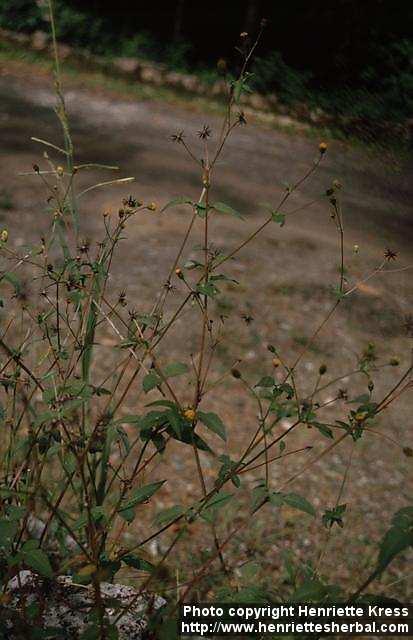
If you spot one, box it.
[0,3,412,638]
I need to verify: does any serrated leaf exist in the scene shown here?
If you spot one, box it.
[282,492,316,517]
[142,372,161,393]
[213,202,244,220]
[198,411,226,441]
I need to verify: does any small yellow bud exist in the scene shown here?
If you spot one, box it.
[56,166,64,177]
[353,244,359,254]
[272,358,281,368]
[389,357,400,366]
[183,407,196,422]
[1,229,8,243]
[147,202,157,211]
[175,267,183,279]
[319,142,328,154]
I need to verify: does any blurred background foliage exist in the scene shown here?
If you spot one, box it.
[1,0,412,132]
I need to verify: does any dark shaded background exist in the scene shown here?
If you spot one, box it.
[2,1,412,132]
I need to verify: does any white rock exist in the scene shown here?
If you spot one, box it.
[5,571,166,639]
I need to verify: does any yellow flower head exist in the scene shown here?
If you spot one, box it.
[183,407,196,422]
[319,142,328,154]
[1,229,8,243]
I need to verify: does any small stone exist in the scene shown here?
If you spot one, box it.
[31,30,49,51]
[113,57,140,75]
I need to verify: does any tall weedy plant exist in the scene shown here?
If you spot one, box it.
[0,4,412,638]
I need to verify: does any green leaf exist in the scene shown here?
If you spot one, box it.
[252,484,269,512]
[163,362,188,378]
[255,376,275,388]
[281,492,316,517]
[271,211,286,226]
[378,525,413,571]
[24,548,53,578]
[292,578,334,602]
[205,492,233,510]
[161,197,193,213]
[212,202,244,220]
[312,422,334,439]
[154,505,185,527]
[146,400,177,409]
[119,481,165,521]
[198,411,226,441]
[122,554,154,573]
[196,282,218,298]
[322,503,347,528]
[183,259,203,270]
[142,372,161,393]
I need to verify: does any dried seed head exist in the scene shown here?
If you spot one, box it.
[231,368,242,379]
[384,248,397,261]
[147,202,157,211]
[319,142,328,154]
[56,166,64,177]
[403,446,413,457]
[175,267,184,279]
[272,358,281,368]
[171,130,185,143]
[198,125,211,140]
[389,356,400,366]
[319,363,327,375]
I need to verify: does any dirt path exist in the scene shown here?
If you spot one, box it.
[0,65,412,602]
